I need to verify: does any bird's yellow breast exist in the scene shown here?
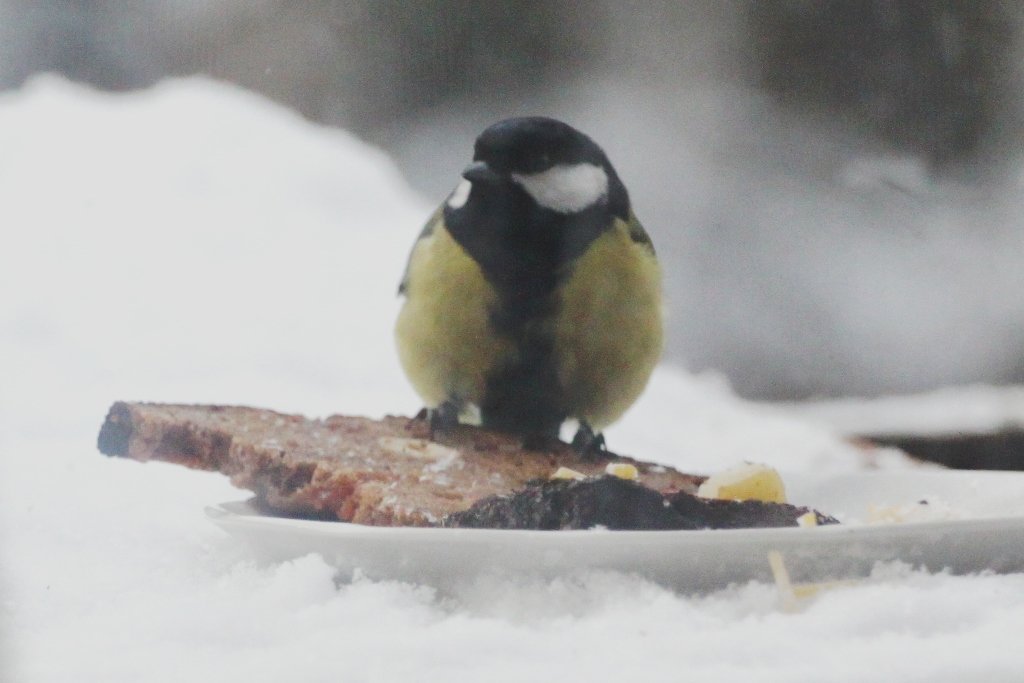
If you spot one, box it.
[394,223,515,410]
[553,218,663,428]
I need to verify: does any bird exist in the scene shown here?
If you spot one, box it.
[394,116,662,453]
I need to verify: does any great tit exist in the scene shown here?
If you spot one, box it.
[395,116,662,452]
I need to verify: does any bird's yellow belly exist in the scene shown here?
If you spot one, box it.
[394,227,515,410]
[553,222,663,429]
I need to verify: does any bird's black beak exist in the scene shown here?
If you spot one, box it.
[462,161,502,185]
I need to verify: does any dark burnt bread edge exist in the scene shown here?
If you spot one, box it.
[443,476,839,530]
[97,401,133,456]
[98,402,233,471]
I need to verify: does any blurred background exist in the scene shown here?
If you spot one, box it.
[4,0,1024,402]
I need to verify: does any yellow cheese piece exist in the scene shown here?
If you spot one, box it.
[604,463,639,480]
[697,462,787,503]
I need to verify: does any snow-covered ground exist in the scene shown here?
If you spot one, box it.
[787,384,1024,438]
[2,77,1024,682]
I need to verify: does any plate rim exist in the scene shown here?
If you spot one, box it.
[206,493,1024,543]
[203,469,1024,587]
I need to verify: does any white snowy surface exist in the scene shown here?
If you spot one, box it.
[784,384,1024,437]
[2,77,1023,682]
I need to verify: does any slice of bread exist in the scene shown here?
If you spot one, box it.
[97,402,703,526]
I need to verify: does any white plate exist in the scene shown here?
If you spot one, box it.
[206,470,1024,591]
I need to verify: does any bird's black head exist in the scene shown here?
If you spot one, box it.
[441,117,634,310]
[473,117,606,176]
[456,117,630,219]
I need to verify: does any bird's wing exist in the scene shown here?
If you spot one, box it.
[398,206,444,295]
[625,211,656,255]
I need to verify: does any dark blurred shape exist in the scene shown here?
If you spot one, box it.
[0,0,161,90]
[175,0,605,129]
[747,0,1023,169]
[340,2,602,123]
[0,0,602,130]
[867,430,1024,470]
[444,475,838,530]
[4,0,1019,168]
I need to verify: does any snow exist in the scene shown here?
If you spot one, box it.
[784,384,1024,437]
[2,76,1023,682]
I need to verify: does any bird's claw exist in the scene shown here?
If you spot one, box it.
[427,401,460,439]
[571,423,606,460]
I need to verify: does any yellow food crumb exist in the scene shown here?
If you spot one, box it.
[768,550,860,611]
[697,462,787,503]
[796,511,818,527]
[604,463,639,480]
[551,466,587,480]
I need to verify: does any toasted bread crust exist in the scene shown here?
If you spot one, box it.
[98,402,703,526]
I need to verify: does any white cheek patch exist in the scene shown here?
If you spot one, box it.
[446,178,472,209]
[511,162,608,213]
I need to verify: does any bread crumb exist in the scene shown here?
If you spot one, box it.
[377,437,461,472]
[551,466,587,480]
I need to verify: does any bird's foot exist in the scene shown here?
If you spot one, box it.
[571,423,606,460]
[427,401,461,440]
